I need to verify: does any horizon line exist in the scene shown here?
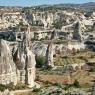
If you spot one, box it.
[0,1,95,7]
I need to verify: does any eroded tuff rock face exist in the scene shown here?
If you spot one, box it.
[0,25,37,88]
[73,21,83,41]
[45,29,57,68]
[25,47,36,87]
[13,25,36,87]
[13,47,36,87]
[13,49,26,84]
[32,42,47,56]
[0,39,17,85]
[51,30,58,40]
[45,42,54,68]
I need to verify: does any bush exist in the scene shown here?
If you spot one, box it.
[14,83,29,90]
[0,84,7,91]
[35,75,40,81]
[63,56,68,58]
[7,82,15,90]
[53,82,62,88]
[90,54,95,58]
[79,56,84,60]
[36,56,45,68]
[64,84,72,90]
[52,20,63,29]
[44,81,52,85]
[89,66,95,72]
[0,82,29,91]
[46,65,53,70]
[65,92,71,95]
[32,88,41,92]
[73,79,80,88]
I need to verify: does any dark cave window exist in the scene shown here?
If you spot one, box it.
[17,35,21,39]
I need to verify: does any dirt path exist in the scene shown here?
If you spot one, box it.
[11,89,36,95]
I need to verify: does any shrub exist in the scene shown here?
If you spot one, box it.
[14,83,28,90]
[7,82,15,90]
[63,56,68,58]
[89,66,95,72]
[64,84,72,90]
[52,20,63,29]
[53,82,62,88]
[0,84,7,91]
[36,56,45,68]
[73,79,80,88]
[46,65,53,70]
[65,92,71,95]
[44,81,52,85]
[90,54,94,58]
[79,56,84,60]
[32,88,41,92]
[35,75,40,81]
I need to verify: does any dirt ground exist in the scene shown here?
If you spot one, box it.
[38,70,95,85]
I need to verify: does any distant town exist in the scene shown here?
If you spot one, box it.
[0,2,95,95]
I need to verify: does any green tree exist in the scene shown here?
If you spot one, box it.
[73,79,80,88]
[52,20,63,29]
[36,56,45,68]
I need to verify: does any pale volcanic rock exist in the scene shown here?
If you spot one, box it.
[32,42,47,56]
[25,47,36,87]
[0,39,17,85]
[45,43,54,68]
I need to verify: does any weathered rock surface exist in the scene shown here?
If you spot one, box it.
[73,21,83,41]
[45,42,54,68]
[32,42,47,56]
[25,47,36,87]
[0,25,38,88]
[0,39,17,85]
[13,25,37,87]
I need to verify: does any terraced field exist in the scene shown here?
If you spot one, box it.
[54,50,95,65]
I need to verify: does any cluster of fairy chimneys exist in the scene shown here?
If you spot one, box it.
[0,22,84,87]
[0,24,55,87]
[14,25,55,86]
[13,25,37,87]
[0,25,37,87]
[45,22,85,68]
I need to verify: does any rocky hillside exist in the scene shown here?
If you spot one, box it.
[79,2,95,8]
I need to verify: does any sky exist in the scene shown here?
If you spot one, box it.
[0,0,95,6]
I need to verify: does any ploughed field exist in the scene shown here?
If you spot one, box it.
[54,49,95,65]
